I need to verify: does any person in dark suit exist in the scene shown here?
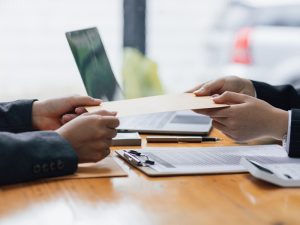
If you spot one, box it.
[188,76,300,157]
[0,95,119,185]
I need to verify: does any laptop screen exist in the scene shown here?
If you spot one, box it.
[66,27,123,101]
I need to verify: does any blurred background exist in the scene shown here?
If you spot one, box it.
[1,0,300,101]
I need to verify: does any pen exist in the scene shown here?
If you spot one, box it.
[146,136,221,143]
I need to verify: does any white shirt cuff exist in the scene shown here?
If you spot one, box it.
[284,110,291,152]
[253,89,257,98]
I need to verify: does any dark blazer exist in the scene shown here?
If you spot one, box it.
[252,81,300,157]
[0,100,78,185]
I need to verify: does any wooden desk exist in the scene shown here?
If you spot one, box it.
[0,129,299,225]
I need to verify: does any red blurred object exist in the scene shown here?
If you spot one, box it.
[232,27,252,64]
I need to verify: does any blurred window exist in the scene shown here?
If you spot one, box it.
[215,3,300,30]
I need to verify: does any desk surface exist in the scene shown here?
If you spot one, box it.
[0,129,299,225]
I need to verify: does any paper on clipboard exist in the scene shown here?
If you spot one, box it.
[116,145,286,176]
[85,93,228,117]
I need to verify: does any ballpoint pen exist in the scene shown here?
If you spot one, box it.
[146,136,222,143]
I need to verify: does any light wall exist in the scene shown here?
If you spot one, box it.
[0,0,225,101]
[0,0,122,101]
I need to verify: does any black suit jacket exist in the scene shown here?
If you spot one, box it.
[0,100,78,185]
[253,81,300,157]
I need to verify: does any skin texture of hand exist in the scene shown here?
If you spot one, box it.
[56,110,119,163]
[32,95,101,131]
[195,92,289,142]
[187,76,256,97]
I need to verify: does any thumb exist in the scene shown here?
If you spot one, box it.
[193,79,225,96]
[69,95,102,107]
[213,91,247,104]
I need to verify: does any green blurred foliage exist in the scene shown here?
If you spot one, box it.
[122,47,164,99]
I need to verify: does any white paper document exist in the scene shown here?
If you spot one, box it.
[117,144,287,175]
[240,156,300,187]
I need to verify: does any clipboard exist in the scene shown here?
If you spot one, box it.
[115,145,287,177]
[116,149,189,176]
[116,150,164,177]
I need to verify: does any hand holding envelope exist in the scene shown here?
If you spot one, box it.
[85,93,228,117]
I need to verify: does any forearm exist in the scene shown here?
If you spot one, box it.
[0,100,36,133]
[0,131,78,185]
[267,108,289,140]
[252,81,300,110]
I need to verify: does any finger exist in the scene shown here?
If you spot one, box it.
[193,108,222,117]
[192,108,212,116]
[213,91,248,104]
[193,79,225,96]
[106,139,112,146]
[75,107,87,115]
[102,128,118,139]
[69,95,102,108]
[212,120,229,133]
[88,110,118,117]
[87,142,111,162]
[101,147,111,158]
[195,107,231,118]
[212,120,237,140]
[94,141,111,158]
[219,130,236,141]
[211,117,228,125]
[61,114,78,124]
[100,116,120,128]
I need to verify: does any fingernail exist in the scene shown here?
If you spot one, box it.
[195,87,205,94]
[92,98,102,104]
[212,94,219,98]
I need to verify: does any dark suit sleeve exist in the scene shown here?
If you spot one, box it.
[252,81,300,157]
[0,131,78,185]
[287,110,300,157]
[252,81,300,110]
[0,100,36,133]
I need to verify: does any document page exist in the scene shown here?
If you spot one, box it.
[140,145,286,174]
[243,156,300,179]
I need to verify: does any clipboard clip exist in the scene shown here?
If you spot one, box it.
[123,150,155,167]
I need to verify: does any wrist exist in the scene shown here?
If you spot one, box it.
[243,79,256,97]
[32,101,43,130]
[270,108,289,140]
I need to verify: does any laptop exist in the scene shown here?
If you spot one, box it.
[66,27,212,135]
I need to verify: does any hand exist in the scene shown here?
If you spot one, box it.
[187,76,256,97]
[32,95,101,131]
[56,110,119,163]
[196,92,288,141]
